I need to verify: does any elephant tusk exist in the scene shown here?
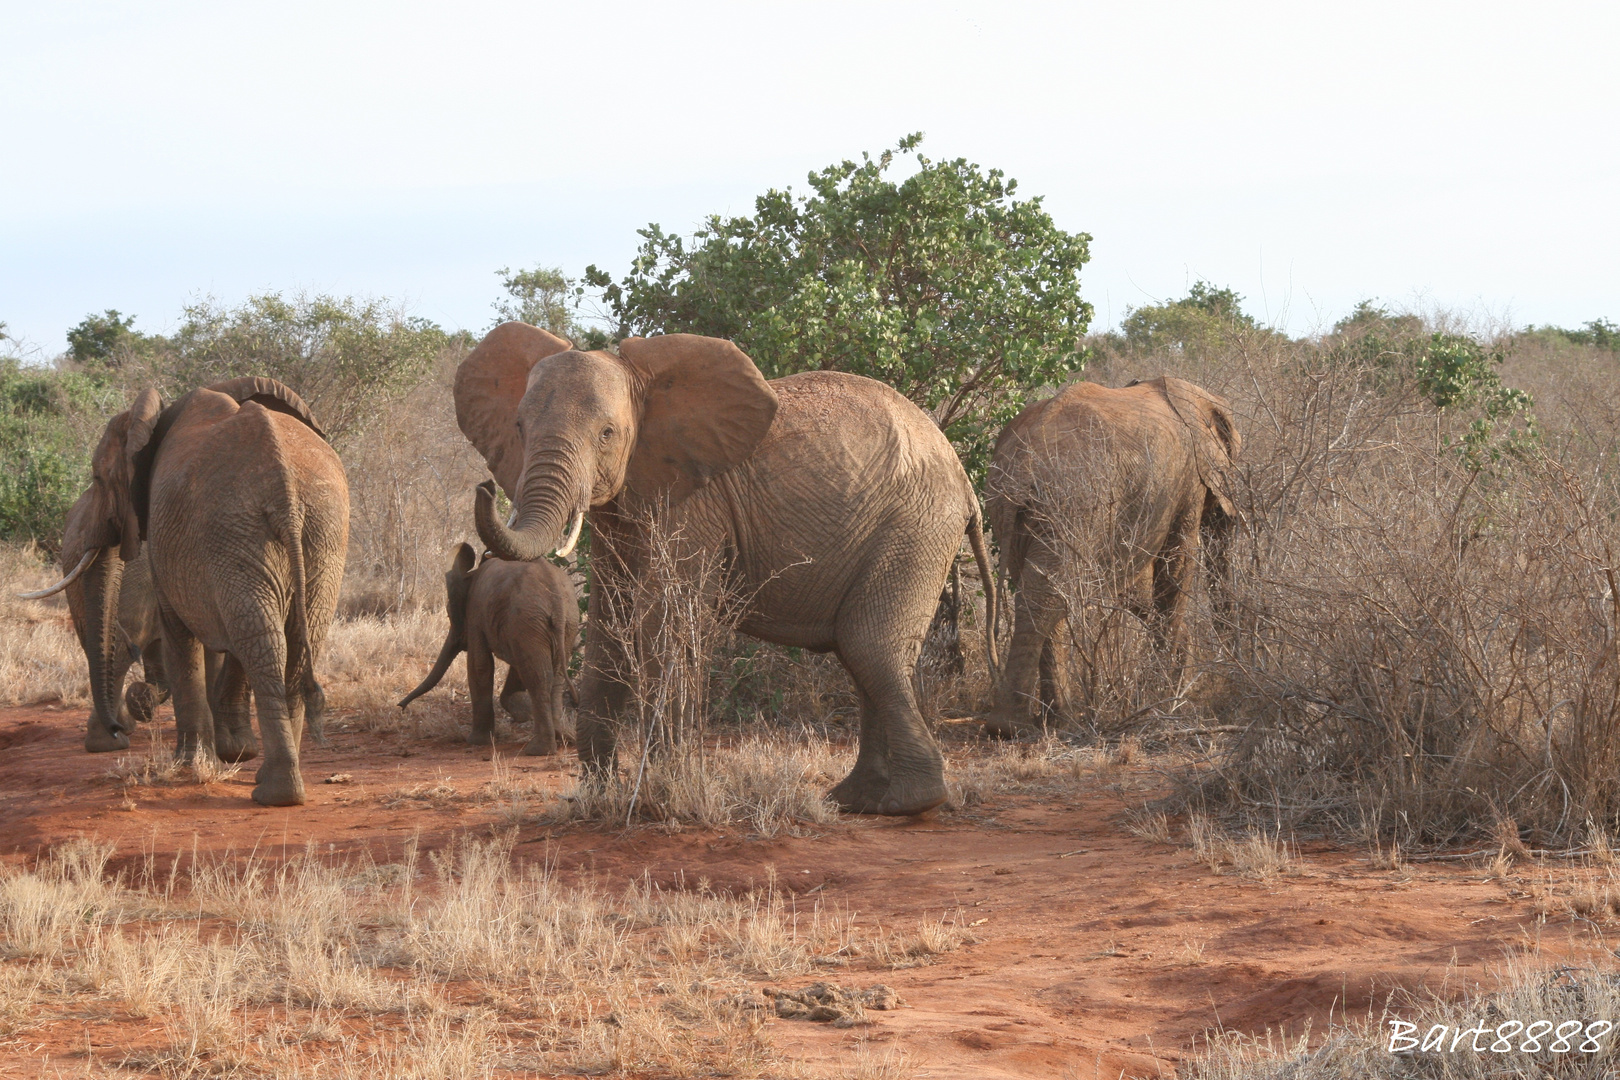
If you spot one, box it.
[18,548,98,599]
[554,509,585,559]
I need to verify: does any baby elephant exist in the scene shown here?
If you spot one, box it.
[399,543,579,754]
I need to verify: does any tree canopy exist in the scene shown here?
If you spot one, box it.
[587,134,1093,478]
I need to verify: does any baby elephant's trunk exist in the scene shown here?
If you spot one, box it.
[398,542,478,709]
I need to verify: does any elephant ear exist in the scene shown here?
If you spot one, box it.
[122,388,164,560]
[454,322,574,499]
[617,334,779,506]
[1159,378,1240,518]
[204,376,327,440]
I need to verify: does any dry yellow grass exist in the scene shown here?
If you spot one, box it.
[0,836,968,1077]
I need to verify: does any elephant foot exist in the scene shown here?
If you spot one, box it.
[829,765,947,817]
[982,711,1040,740]
[520,731,557,756]
[84,725,130,753]
[251,775,306,807]
[215,730,260,763]
[125,683,164,725]
[466,726,496,747]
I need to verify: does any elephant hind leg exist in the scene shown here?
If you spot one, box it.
[209,652,259,763]
[828,614,947,817]
[1151,507,1203,684]
[985,566,1066,738]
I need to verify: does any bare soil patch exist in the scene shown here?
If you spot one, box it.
[0,703,1607,1078]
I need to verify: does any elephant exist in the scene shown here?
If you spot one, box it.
[398,542,580,755]
[31,376,348,805]
[455,323,997,816]
[23,493,327,752]
[982,376,1239,737]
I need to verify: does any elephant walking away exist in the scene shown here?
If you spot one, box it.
[456,325,997,816]
[983,377,1239,737]
[399,542,580,755]
[24,504,327,752]
[37,376,348,805]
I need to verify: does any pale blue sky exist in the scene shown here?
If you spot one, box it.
[3,0,1615,356]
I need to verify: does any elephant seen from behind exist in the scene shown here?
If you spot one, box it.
[48,376,347,805]
[983,376,1239,737]
[399,542,580,755]
[24,491,328,754]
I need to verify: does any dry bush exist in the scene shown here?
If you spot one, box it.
[1089,316,1620,849]
[0,837,964,1076]
[338,346,489,616]
[552,508,856,835]
[0,540,88,706]
[1183,952,1620,1079]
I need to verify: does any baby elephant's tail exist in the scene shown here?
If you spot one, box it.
[399,543,478,708]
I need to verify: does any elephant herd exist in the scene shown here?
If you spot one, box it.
[22,323,1239,815]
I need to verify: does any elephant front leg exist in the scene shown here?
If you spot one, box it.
[466,645,497,747]
[160,615,219,768]
[208,652,259,763]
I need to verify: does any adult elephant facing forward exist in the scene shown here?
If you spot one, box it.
[983,377,1239,737]
[456,324,996,815]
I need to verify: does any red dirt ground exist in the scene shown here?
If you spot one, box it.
[0,702,1605,1079]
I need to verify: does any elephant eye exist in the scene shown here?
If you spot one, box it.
[601,426,614,441]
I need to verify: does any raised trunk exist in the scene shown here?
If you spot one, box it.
[80,546,128,742]
[473,452,581,563]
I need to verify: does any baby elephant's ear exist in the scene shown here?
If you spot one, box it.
[617,334,778,506]
[449,541,478,576]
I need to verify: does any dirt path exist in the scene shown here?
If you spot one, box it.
[0,703,1600,1078]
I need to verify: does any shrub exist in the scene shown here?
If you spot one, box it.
[126,293,453,446]
[589,133,1093,481]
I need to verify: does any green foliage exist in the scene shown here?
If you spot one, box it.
[1521,317,1620,352]
[587,134,1094,479]
[146,293,449,445]
[492,266,591,341]
[1333,305,1536,471]
[1119,280,1264,356]
[66,309,154,369]
[0,360,121,549]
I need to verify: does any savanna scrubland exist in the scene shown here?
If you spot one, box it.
[5,140,1620,1076]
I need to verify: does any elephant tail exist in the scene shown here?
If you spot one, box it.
[967,502,999,677]
[282,495,314,700]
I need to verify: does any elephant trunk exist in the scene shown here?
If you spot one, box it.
[474,452,585,563]
[398,633,464,709]
[399,558,474,709]
[81,547,128,737]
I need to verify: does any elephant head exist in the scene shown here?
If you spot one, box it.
[21,377,324,751]
[455,323,779,562]
[17,390,163,749]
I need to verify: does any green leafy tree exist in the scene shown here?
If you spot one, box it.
[66,309,153,369]
[492,265,589,340]
[1120,281,1263,356]
[588,134,1093,478]
[143,293,449,446]
[0,360,121,548]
